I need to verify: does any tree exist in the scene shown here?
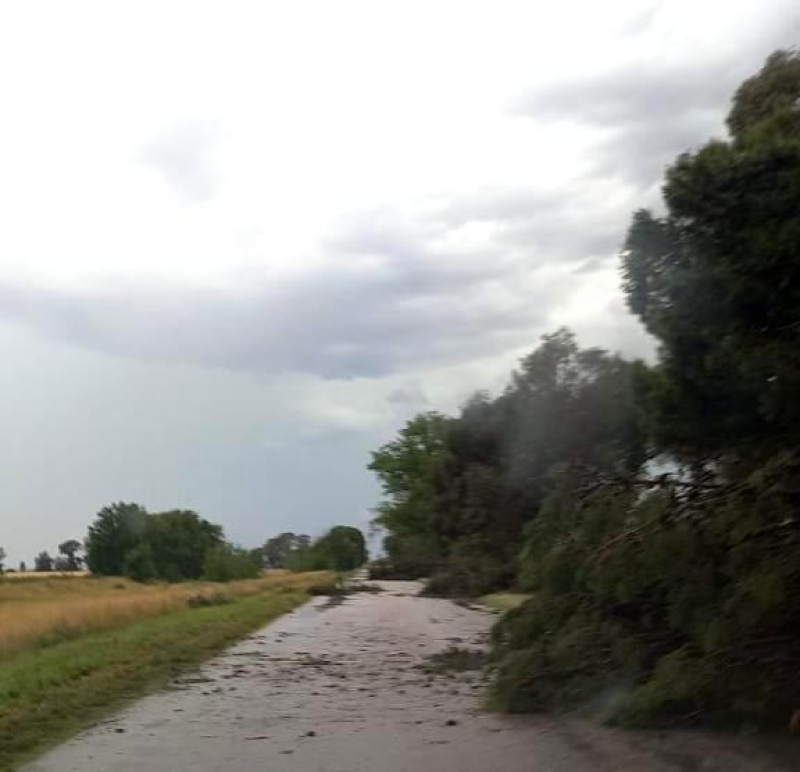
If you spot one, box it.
[85,502,149,576]
[489,51,800,729]
[203,544,261,582]
[145,510,224,581]
[290,526,368,572]
[263,532,311,569]
[316,526,368,571]
[0,546,5,573]
[18,561,26,572]
[371,330,642,594]
[369,412,449,575]
[34,551,54,572]
[58,539,83,571]
[621,49,800,463]
[85,502,227,581]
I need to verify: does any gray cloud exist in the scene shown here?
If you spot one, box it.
[0,196,607,379]
[511,10,800,188]
[140,122,219,202]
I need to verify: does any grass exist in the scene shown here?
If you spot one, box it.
[478,592,532,613]
[0,571,330,770]
[0,572,314,657]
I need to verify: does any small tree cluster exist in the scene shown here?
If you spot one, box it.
[85,502,256,583]
[285,526,367,572]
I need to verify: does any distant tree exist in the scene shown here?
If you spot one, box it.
[85,502,149,576]
[263,532,311,568]
[146,510,224,581]
[34,551,54,572]
[0,546,5,572]
[18,560,26,572]
[203,544,261,582]
[302,526,368,572]
[58,539,83,571]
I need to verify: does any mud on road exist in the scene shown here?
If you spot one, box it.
[25,581,796,771]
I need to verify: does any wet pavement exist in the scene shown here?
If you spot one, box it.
[25,581,797,771]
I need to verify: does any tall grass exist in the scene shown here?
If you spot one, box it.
[0,573,329,770]
[0,572,327,657]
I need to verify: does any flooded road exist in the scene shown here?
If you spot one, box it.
[26,581,795,771]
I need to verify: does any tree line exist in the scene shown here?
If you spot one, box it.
[1,508,366,582]
[0,540,85,574]
[368,51,800,730]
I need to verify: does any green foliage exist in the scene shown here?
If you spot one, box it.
[371,330,642,596]
[202,544,261,582]
[85,502,232,582]
[289,525,368,572]
[368,50,800,731]
[85,502,149,576]
[145,510,224,581]
[369,412,449,575]
[122,543,158,583]
[622,49,800,461]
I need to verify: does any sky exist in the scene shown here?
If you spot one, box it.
[0,0,798,565]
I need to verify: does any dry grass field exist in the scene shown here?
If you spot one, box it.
[0,571,319,657]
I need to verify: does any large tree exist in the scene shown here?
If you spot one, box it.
[145,509,224,581]
[489,51,800,729]
[368,412,449,574]
[85,502,149,576]
[85,503,225,581]
[622,49,800,463]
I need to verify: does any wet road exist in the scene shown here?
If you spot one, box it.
[25,581,795,771]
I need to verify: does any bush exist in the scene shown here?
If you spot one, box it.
[203,545,261,582]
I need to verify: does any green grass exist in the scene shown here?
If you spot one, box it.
[0,585,313,771]
[478,592,532,613]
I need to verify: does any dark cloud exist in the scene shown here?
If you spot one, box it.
[140,123,219,202]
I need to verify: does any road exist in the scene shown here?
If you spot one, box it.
[25,581,795,771]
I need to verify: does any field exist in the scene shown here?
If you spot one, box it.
[0,571,331,770]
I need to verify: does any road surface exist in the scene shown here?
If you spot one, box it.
[25,581,795,771]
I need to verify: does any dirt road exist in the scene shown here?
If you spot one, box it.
[25,581,795,771]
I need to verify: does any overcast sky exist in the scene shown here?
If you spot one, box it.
[0,1,797,565]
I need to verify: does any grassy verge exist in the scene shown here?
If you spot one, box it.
[0,573,329,771]
[478,592,532,613]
